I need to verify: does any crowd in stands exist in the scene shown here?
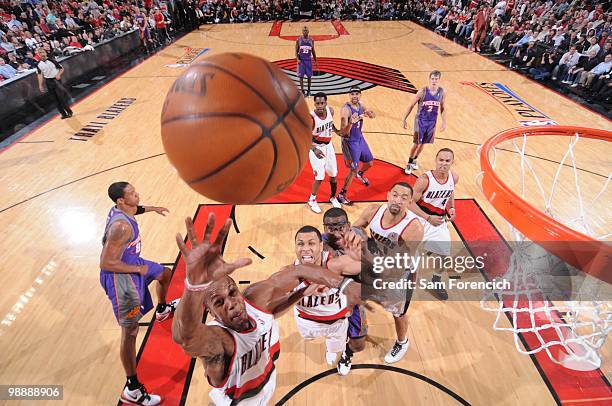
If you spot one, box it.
[1,0,610,105]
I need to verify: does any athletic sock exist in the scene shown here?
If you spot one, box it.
[397,338,408,345]
[408,158,414,164]
[345,343,354,358]
[340,188,347,195]
[330,181,337,197]
[126,375,141,391]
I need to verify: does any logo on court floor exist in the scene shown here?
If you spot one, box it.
[461,82,557,126]
[165,47,209,68]
[274,58,417,96]
[268,21,349,41]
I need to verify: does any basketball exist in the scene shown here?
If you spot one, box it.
[160,52,311,204]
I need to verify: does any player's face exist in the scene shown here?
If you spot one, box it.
[429,74,440,87]
[436,151,454,173]
[323,216,351,249]
[349,91,361,104]
[295,232,323,265]
[387,185,412,215]
[314,97,327,114]
[303,27,309,37]
[120,184,140,207]
[206,277,249,331]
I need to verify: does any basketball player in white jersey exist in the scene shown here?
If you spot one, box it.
[308,92,342,213]
[172,215,360,405]
[410,148,458,301]
[293,225,352,366]
[353,182,424,364]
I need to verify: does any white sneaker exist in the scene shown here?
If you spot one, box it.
[308,199,322,214]
[325,351,337,366]
[121,385,161,405]
[155,298,180,322]
[404,165,413,175]
[412,161,419,170]
[337,351,352,375]
[330,197,341,208]
[384,339,409,364]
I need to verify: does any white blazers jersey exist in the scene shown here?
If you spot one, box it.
[310,107,334,144]
[294,251,349,321]
[368,204,419,252]
[416,171,455,216]
[207,300,280,405]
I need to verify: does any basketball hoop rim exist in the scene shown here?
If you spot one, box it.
[479,125,612,283]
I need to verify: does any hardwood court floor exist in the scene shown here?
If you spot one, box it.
[0,21,610,405]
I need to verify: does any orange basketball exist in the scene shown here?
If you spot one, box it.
[160,53,311,204]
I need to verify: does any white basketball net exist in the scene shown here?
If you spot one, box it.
[479,130,612,371]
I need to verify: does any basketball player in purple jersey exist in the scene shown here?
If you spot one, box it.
[296,26,317,97]
[402,70,447,175]
[338,86,376,205]
[100,182,179,406]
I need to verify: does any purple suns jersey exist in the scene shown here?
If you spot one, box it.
[417,86,444,123]
[101,207,142,270]
[136,14,146,28]
[298,37,313,62]
[345,102,364,142]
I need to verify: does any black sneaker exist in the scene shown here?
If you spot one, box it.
[337,193,353,206]
[429,276,448,301]
[337,351,352,375]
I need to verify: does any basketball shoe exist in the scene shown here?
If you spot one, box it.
[356,171,370,186]
[330,197,341,208]
[121,385,161,405]
[155,298,180,322]
[384,338,409,363]
[337,351,353,375]
[308,199,322,213]
[337,193,353,206]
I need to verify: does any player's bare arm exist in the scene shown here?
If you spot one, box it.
[439,91,447,132]
[138,205,170,216]
[340,105,353,136]
[402,89,423,129]
[311,40,317,62]
[353,204,380,230]
[409,175,444,226]
[447,171,459,221]
[244,263,359,316]
[100,221,147,275]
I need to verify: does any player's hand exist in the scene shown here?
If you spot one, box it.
[176,214,252,286]
[439,121,446,132]
[152,206,170,216]
[447,208,456,222]
[427,215,445,227]
[313,148,324,159]
[343,230,363,263]
[343,280,361,310]
[402,119,408,129]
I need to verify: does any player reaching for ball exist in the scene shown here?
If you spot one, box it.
[409,148,458,301]
[292,225,363,366]
[296,26,317,97]
[308,92,342,213]
[172,214,360,405]
[338,87,376,205]
[402,70,447,175]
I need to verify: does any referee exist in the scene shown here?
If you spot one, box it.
[36,49,73,119]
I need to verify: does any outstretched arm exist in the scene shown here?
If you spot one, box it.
[402,89,423,129]
[136,205,169,216]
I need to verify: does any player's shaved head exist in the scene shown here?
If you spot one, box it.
[205,276,250,332]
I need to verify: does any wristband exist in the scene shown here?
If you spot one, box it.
[135,205,145,215]
[185,277,212,292]
[337,277,353,294]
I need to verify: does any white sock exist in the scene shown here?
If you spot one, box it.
[398,338,408,345]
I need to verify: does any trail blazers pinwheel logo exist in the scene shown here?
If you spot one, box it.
[273,58,417,96]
